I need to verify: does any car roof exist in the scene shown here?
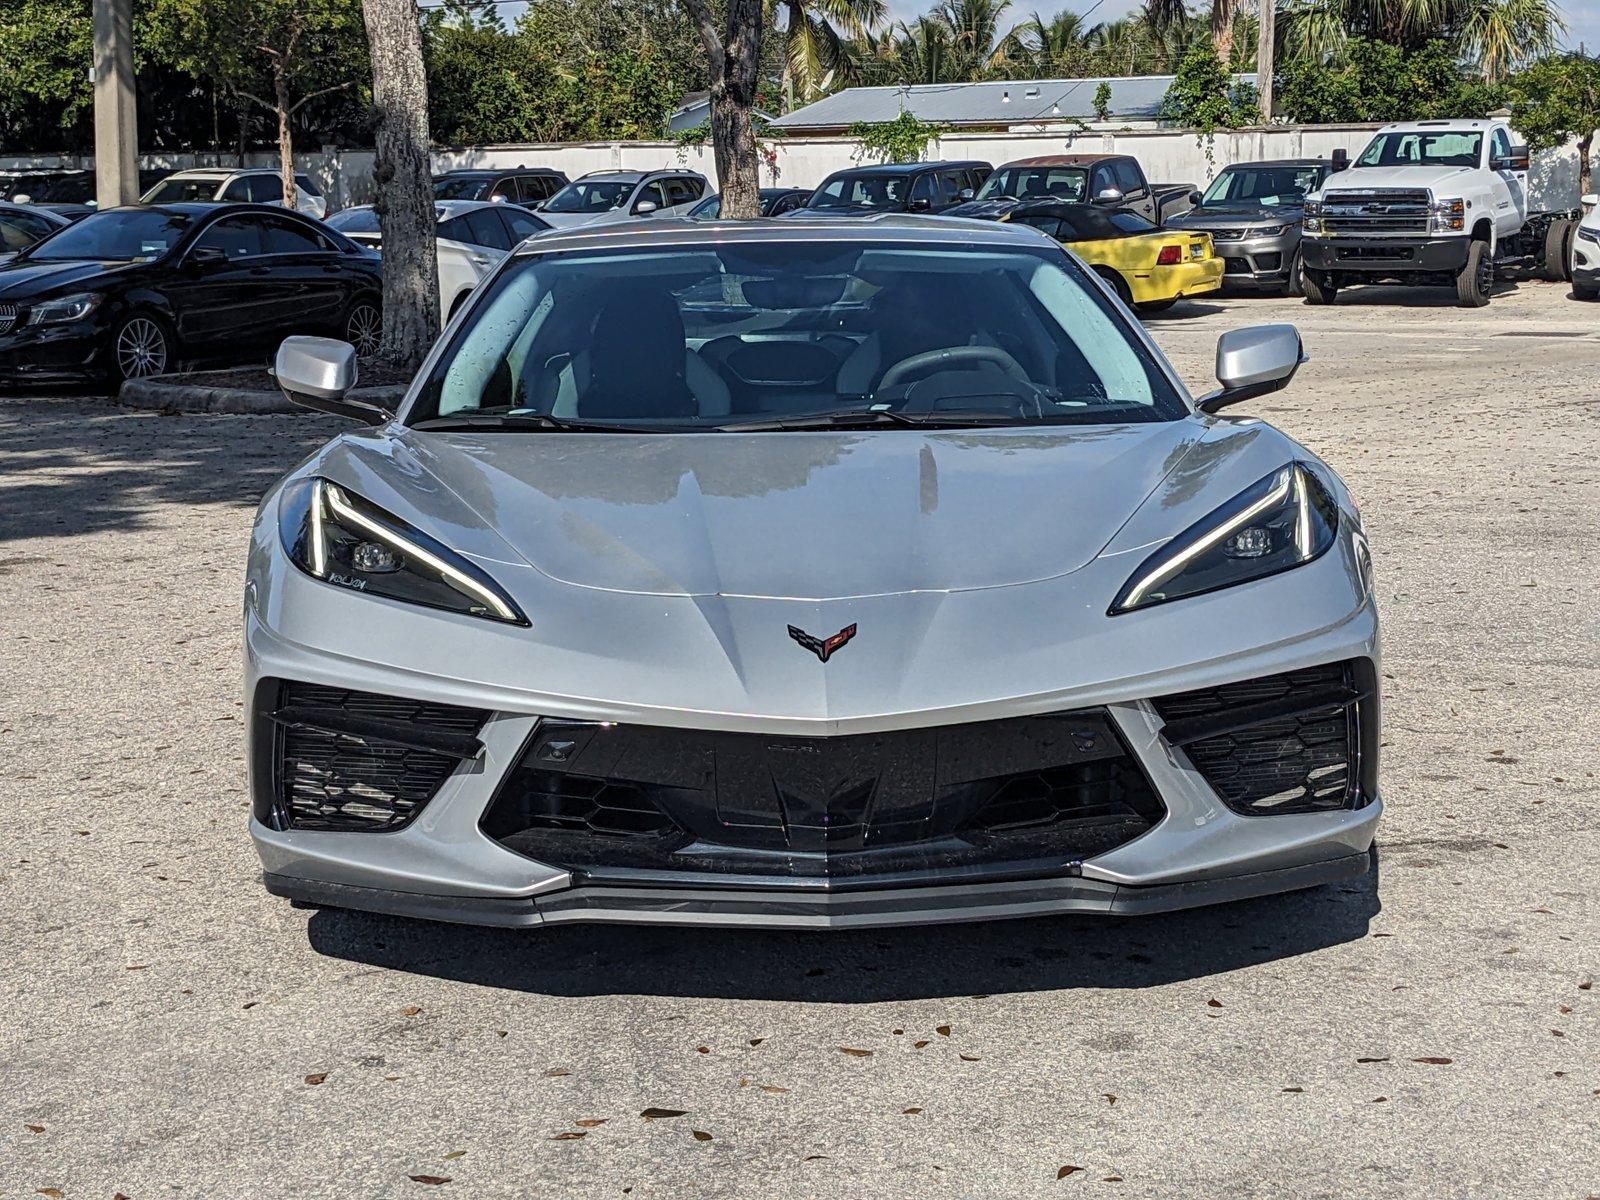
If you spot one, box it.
[1218,158,1330,170]
[999,154,1125,168]
[509,212,1048,258]
[1377,119,1500,132]
[439,167,563,177]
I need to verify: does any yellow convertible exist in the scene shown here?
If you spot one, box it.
[1000,201,1223,313]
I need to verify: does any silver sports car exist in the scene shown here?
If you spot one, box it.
[247,215,1379,930]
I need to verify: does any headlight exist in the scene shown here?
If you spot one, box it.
[1302,200,1323,217]
[1577,225,1600,246]
[1431,197,1465,232]
[278,477,527,624]
[1250,224,1294,237]
[26,292,103,325]
[1110,464,1339,614]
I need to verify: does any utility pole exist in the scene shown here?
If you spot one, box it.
[1256,0,1275,122]
[92,0,140,208]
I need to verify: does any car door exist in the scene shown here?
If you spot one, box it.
[258,213,351,337]
[934,171,966,211]
[164,214,272,350]
[1113,159,1155,221]
[487,176,519,204]
[1487,126,1523,236]
[907,173,938,212]
[632,181,671,215]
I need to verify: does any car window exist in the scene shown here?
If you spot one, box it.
[248,175,286,203]
[809,174,909,210]
[26,208,192,261]
[936,172,965,206]
[543,179,634,213]
[295,173,322,197]
[769,192,806,215]
[193,216,263,260]
[437,214,473,243]
[513,176,544,203]
[910,174,938,207]
[634,181,670,212]
[1090,166,1116,197]
[327,207,381,236]
[1199,166,1324,207]
[261,215,327,255]
[690,194,721,219]
[0,209,57,246]
[1113,160,1144,195]
[416,240,1184,427]
[219,177,251,201]
[488,177,518,202]
[666,178,701,205]
[465,207,512,249]
[434,175,490,201]
[1491,128,1512,164]
[500,208,549,241]
[977,166,1088,203]
[1357,131,1482,168]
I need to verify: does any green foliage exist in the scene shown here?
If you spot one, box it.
[1092,80,1112,120]
[1510,53,1600,155]
[1160,40,1257,136]
[847,109,950,163]
[1276,37,1506,123]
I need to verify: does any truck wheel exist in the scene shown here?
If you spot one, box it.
[1301,269,1337,305]
[1457,240,1492,307]
[1542,218,1574,282]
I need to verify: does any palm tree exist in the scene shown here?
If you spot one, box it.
[890,16,963,84]
[1010,10,1092,76]
[1212,0,1238,62]
[1456,0,1564,81]
[778,0,888,107]
[935,0,1019,79]
[1278,0,1348,63]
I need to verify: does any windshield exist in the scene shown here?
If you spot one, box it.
[407,241,1186,431]
[24,209,191,262]
[434,176,490,200]
[543,180,633,213]
[1200,165,1324,207]
[977,166,1089,203]
[808,174,909,210]
[1357,131,1483,169]
[142,177,223,204]
[327,207,382,235]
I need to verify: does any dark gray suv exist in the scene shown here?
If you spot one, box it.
[1164,159,1334,294]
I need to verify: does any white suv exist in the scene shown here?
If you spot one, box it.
[536,170,707,229]
[142,168,327,218]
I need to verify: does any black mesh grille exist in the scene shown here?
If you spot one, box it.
[481,712,1165,884]
[273,682,488,832]
[1151,661,1368,815]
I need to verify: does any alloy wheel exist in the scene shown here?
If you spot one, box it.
[346,303,381,358]
[115,317,168,380]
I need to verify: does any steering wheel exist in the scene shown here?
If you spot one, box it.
[878,344,1030,392]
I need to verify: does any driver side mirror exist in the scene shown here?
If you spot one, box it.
[957,187,975,202]
[1197,324,1307,414]
[1493,145,1530,172]
[907,196,932,212]
[1188,189,1202,205]
[274,336,390,425]
[634,199,658,215]
[1094,186,1124,205]
[186,245,228,269]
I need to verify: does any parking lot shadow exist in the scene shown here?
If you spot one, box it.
[305,849,1381,1003]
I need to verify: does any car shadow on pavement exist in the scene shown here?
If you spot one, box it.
[305,849,1381,1003]
[0,396,344,544]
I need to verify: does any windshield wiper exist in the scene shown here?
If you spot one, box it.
[715,408,1018,432]
[408,412,664,434]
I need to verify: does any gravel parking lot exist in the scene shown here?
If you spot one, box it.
[2,279,1597,1199]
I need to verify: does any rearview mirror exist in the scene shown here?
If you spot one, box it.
[1197,324,1307,414]
[1094,186,1124,205]
[274,336,390,424]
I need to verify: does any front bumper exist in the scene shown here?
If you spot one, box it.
[1302,233,1470,276]
[1213,230,1299,284]
[0,319,107,382]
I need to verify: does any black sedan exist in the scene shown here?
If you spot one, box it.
[0,203,382,385]
[0,202,71,256]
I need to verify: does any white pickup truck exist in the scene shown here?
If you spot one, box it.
[1300,117,1578,307]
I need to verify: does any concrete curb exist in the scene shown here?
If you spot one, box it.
[118,371,407,415]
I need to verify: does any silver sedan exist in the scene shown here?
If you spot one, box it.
[245,215,1380,930]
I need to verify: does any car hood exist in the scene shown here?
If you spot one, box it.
[1318,165,1473,195]
[0,258,137,297]
[1168,205,1298,228]
[387,422,1209,600]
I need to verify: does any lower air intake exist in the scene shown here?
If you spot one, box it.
[1151,659,1377,815]
[261,681,488,832]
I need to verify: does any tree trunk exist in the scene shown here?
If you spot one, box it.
[362,0,440,371]
[272,64,298,211]
[1581,133,1593,200]
[1255,0,1274,121]
[1212,0,1236,65]
[681,0,763,219]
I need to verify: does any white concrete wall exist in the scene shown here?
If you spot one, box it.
[5,123,1592,213]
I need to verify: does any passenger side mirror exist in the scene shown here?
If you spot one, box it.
[957,187,975,202]
[1197,324,1307,414]
[1331,148,1350,173]
[1094,186,1124,205]
[1188,189,1202,205]
[273,336,390,424]
[1493,145,1530,172]
[907,197,932,212]
[634,199,658,215]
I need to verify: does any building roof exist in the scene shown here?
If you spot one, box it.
[769,74,1258,130]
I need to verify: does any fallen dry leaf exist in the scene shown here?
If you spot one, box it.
[402,1006,422,1017]
[550,1132,586,1141]
[443,1150,467,1160]
[696,1046,710,1054]
[641,1108,688,1120]
[304,1072,328,1085]
[958,1053,981,1062]
[913,1040,930,1048]
[758,1084,789,1095]
[544,1067,571,1078]
[36,1190,64,1199]
[1411,1057,1453,1065]
[1206,998,1223,1008]
[748,1037,765,1046]
[1102,1094,1117,1106]
[935,1025,951,1037]
[1282,1086,1304,1094]
[1057,1165,1084,1179]
[902,1107,923,1114]
[1356,1057,1389,1064]
[409,1175,451,1185]
[692,1130,713,1141]
[575,1118,607,1128]
[840,1047,873,1057]
[25,1124,44,1133]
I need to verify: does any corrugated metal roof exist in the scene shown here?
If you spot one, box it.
[769,74,1258,130]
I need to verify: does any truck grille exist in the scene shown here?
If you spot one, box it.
[0,304,17,335]
[480,711,1165,884]
[1320,189,1431,236]
[1151,660,1378,815]
[255,680,489,832]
